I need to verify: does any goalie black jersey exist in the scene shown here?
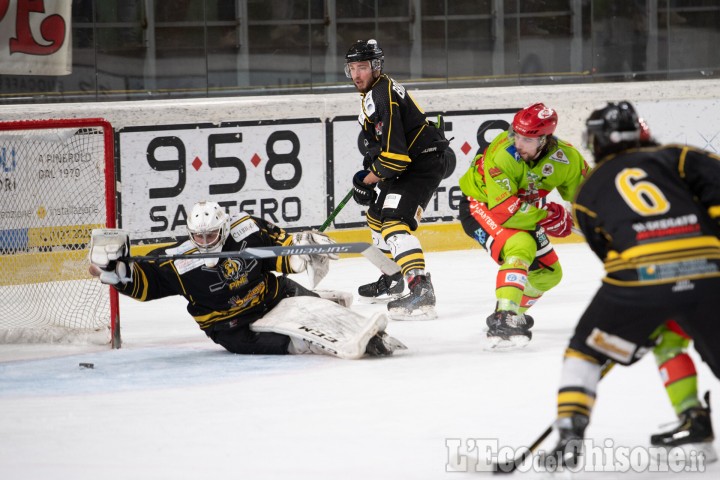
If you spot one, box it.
[359,74,445,179]
[116,213,296,330]
[573,144,720,286]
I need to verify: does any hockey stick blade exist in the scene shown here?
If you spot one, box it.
[126,242,373,262]
[490,426,553,474]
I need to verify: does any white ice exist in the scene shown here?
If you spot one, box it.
[1,243,718,479]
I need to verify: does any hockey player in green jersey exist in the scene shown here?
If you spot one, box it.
[458,103,590,348]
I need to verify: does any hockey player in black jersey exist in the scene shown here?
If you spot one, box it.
[88,201,405,359]
[545,102,720,469]
[345,39,449,320]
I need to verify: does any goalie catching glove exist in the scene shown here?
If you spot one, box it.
[538,202,573,238]
[88,228,132,285]
[289,231,339,288]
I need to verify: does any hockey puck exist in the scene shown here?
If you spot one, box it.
[79,362,94,369]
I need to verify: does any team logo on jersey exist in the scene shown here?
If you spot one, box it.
[375,120,383,137]
[549,150,569,164]
[542,164,554,176]
[205,257,253,292]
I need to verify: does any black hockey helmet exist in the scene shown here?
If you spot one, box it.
[344,39,384,78]
[584,101,642,161]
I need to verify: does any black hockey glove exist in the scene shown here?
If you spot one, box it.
[362,142,381,170]
[352,170,376,206]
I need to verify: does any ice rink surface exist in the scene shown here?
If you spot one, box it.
[1,243,718,479]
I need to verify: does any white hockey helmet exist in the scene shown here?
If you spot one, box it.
[186,201,230,253]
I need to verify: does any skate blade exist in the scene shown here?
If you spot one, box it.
[485,334,531,350]
[358,294,402,305]
[650,442,718,465]
[388,306,438,321]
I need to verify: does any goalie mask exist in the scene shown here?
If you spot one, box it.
[187,201,230,254]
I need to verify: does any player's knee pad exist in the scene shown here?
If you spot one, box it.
[527,260,563,292]
[384,231,424,274]
[500,232,536,266]
[371,229,390,253]
[652,324,691,364]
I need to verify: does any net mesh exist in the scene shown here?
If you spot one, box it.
[0,121,115,345]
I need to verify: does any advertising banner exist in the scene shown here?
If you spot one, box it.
[117,119,325,243]
[0,0,72,75]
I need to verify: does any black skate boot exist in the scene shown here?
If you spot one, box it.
[358,272,405,304]
[650,391,717,463]
[387,273,437,320]
[365,331,408,357]
[485,310,532,349]
[541,414,589,471]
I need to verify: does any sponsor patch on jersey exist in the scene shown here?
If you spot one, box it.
[586,328,637,364]
[542,163,554,176]
[383,193,401,209]
[414,205,423,224]
[167,243,205,274]
[549,149,569,164]
[231,217,260,242]
[363,92,376,116]
[488,166,503,177]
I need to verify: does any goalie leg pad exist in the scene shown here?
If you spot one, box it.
[313,289,354,307]
[250,296,388,359]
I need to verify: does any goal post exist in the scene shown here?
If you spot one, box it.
[0,118,121,348]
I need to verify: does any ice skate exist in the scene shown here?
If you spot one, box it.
[387,273,437,321]
[650,392,717,464]
[358,272,405,304]
[540,415,589,471]
[482,313,534,332]
[365,331,408,357]
[485,310,532,349]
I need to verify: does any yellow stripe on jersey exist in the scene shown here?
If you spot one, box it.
[709,205,720,218]
[408,124,427,151]
[381,151,412,162]
[619,236,720,260]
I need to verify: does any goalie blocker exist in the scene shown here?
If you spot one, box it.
[88,202,406,358]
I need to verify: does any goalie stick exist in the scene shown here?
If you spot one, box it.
[126,242,401,276]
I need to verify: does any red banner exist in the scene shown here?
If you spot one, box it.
[0,0,72,75]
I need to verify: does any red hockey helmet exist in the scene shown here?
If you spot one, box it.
[512,103,558,137]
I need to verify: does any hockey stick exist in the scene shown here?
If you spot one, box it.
[127,242,401,276]
[317,187,403,277]
[319,188,354,232]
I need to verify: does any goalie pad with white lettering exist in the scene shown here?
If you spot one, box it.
[250,296,388,359]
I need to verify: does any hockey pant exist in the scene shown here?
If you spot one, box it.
[459,196,561,312]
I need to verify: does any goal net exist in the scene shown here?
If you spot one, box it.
[0,118,120,348]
